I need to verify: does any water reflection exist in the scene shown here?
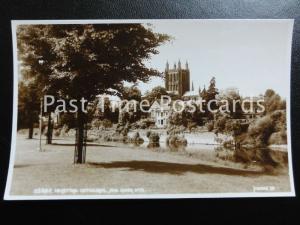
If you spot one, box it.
[103,130,288,166]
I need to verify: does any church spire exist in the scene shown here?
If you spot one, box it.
[165,61,169,71]
[191,81,194,91]
[178,59,181,70]
[185,60,189,70]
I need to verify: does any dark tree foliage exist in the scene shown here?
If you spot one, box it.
[18,25,61,144]
[18,81,40,139]
[264,89,286,114]
[205,77,219,108]
[200,77,219,119]
[17,24,170,163]
[144,86,168,105]
[218,88,243,119]
[121,85,142,102]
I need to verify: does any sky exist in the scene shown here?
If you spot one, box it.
[133,20,293,98]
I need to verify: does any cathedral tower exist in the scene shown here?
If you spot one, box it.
[165,60,190,97]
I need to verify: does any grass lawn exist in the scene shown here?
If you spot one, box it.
[9,135,291,196]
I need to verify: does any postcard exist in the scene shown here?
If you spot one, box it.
[4,19,295,199]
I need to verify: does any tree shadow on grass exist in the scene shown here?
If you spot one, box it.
[51,143,115,147]
[88,160,266,177]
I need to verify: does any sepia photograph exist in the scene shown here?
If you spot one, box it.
[4,19,295,199]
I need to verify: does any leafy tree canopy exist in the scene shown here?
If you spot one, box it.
[17,24,170,103]
[144,86,168,104]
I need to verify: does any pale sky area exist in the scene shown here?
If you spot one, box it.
[133,20,293,98]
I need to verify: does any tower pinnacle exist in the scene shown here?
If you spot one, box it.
[165,61,169,71]
[185,61,189,70]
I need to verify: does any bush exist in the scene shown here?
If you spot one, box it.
[206,121,214,132]
[169,112,186,127]
[133,118,155,129]
[248,116,273,146]
[146,130,152,138]
[103,132,128,143]
[92,119,102,130]
[54,129,61,137]
[214,116,227,133]
[147,132,160,148]
[187,121,197,132]
[224,120,245,137]
[166,135,187,150]
[128,132,144,145]
[102,119,113,130]
[167,125,186,135]
[233,147,287,170]
[116,123,129,136]
[268,131,287,145]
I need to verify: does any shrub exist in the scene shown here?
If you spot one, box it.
[214,116,227,133]
[128,132,144,145]
[54,129,61,137]
[224,120,245,137]
[233,147,285,170]
[187,121,197,132]
[92,119,102,130]
[147,132,160,148]
[206,121,214,132]
[268,131,287,145]
[248,115,276,147]
[135,118,155,129]
[146,130,152,138]
[103,132,128,143]
[166,135,187,150]
[102,119,113,130]
[167,125,185,135]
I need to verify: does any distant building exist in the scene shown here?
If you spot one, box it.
[182,81,201,101]
[148,101,171,128]
[165,60,190,97]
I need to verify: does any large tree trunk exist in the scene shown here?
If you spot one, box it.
[75,111,86,164]
[28,122,34,139]
[46,113,53,144]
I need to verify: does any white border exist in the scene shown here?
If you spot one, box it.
[4,19,296,200]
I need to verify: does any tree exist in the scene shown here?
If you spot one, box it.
[120,85,143,123]
[17,25,61,144]
[264,89,285,114]
[205,77,219,109]
[144,86,168,105]
[168,102,204,129]
[121,85,142,102]
[18,81,40,139]
[18,24,170,163]
[201,77,219,119]
[248,110,286,147]
[217,88,243,119]
[214,115,228,133]
[169,112,185,127]
[59,112,77,129]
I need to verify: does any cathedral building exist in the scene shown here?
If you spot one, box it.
[165,60,190,97]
